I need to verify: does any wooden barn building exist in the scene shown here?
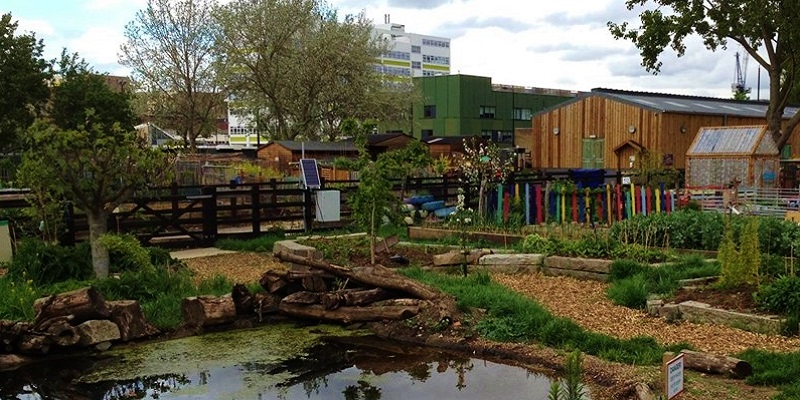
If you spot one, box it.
[523,88,800,171]
[256,133,420,179]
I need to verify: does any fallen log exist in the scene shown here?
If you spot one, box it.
[301,275,328,292]
[0,354,36,371]
[108,300,160,341]
[282,291,322,305]
[279,302,419,324]
[320,288,394,310]
[182,295,237,328]
[16,333,50,354]
[1,321,31,351]
[679,350,752,379]
[33,287,110,325]
[232,284,280,316]
[40,318,79,347]
[275,252,442,300]
[260,271,290,294]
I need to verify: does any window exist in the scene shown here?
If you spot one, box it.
[422,38,450,48]
[383,51,410,60]
[411,61,421,69]
[422,55,450,65]
[479,106,496,119]
[411,45,421,53]
[421,129,433,138]
[513,108,532,120]
[423,105,436,118]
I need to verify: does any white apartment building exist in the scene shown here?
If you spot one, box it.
[373,16,451,78]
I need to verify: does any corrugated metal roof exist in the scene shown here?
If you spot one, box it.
[274,141,357,152]
[592,88,800,118]
[531,88,800,119]
[687,126,773,155]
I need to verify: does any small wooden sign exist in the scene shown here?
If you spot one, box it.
[663,352,685,399]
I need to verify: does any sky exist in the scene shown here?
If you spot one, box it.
[3,0,770,100]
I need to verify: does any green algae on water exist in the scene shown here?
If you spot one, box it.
[79,323,360,384]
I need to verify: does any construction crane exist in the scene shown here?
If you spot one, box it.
[732,51,751,99]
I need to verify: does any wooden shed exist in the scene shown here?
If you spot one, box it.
[685,125,779,189]
[524,88,800,171]
[256,141,358,177]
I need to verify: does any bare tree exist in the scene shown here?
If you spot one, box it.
[214,0,411,141]
[121,0,224,151]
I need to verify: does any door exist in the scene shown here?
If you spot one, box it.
[582,138,604,169]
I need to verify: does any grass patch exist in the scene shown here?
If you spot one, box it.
[215,231,286,252]
[738,349,800,399]
[607,255,721,307]
[606,274,649,309]
[400,267,689,365]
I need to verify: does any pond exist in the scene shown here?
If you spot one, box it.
[1,323,587,399]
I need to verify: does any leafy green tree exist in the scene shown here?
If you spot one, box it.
[214,0,407,141]
[608,0,800,148]
[51,51,137,130]
[121,0,223,151]
[335,120,428,264]
[0,13,52,152]
[19,118,173,278]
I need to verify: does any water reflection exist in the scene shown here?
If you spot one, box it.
[1,331,573,399]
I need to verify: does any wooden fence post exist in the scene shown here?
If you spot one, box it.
[303,189,313,232]
[60,202,76,247]
[251,184,261,235]
[201,186,217,246]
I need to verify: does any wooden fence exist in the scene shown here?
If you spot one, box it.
[0,170,681,247]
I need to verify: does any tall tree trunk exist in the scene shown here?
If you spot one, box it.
[87,211,110,279]
[478,179,487,219]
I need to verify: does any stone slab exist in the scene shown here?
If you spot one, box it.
[273,240,323,260]
[677,301,784,335]
[543,256,612,274]
[478,254,544,266]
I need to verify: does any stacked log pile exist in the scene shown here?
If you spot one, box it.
[1,287,159,368]
[225,251,457,326]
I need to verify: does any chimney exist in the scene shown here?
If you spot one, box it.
[384,14,390,24]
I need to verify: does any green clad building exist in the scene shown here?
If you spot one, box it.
[395,74,575,146]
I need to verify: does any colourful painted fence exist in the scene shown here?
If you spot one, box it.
[490,182,677,225]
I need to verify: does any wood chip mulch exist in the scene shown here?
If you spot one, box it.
[494,272,800,356]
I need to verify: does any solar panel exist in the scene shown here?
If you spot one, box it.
[300,159,321,189]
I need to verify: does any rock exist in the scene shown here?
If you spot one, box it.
[273,240,323,260]
[646,299,664,317]
[94,341,112,351]
[76,320,121,347]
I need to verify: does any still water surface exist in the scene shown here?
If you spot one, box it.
[1,323,579,399]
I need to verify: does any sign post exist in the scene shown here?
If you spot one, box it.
[663,352,685,399]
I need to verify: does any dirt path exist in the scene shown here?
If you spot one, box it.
[494,272,800,355]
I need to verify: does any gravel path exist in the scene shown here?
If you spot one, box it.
[494,272,800,355]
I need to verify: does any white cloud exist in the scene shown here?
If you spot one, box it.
[68,27,125,66]
[14,17,55,37]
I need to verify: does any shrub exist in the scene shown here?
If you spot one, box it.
[100,233,153,273]
[521,233,553,254]
[7,239,92,285]
[609,259,650,281]
[718,217,760,288]
[756,276,800,316]
[606,274,649,309]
